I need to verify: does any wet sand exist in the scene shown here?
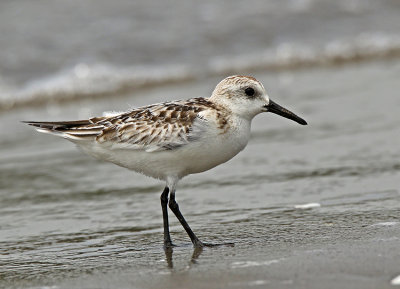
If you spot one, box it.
[61,227,400,289]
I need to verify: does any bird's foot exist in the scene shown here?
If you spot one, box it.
[163,241,177,249]
[194,240,235,248]
[202,242,235,247]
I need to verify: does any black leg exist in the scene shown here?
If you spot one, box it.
[168,190,204,247]
[160,187,174,248]
[168,190,235,248]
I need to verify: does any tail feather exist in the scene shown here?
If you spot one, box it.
[23,120,104,141]
[22,120,92,129]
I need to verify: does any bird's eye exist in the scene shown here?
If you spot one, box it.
[245,87,255,97]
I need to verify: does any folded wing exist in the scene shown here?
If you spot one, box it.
[24,98,211,152]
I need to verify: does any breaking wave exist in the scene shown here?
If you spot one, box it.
[1,33,400,112]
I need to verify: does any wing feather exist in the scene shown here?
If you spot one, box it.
[24,98,216,152]
[96,99,211,152]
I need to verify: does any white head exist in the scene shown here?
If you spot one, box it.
[210,75,307,125]
[210,75,268,119]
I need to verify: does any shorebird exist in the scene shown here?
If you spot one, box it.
[24,75,307,248]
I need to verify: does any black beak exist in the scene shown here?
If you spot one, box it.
[265,100,307,125]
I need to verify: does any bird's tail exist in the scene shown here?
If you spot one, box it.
[22,119,105,141]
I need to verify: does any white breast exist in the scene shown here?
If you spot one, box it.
[179,116,251,176]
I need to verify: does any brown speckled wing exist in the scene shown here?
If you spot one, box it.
[94,98,214,152]
[24,98,219,151]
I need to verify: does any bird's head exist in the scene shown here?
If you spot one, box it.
[210,75,307,125]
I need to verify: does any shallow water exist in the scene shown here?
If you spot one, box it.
[1,59,400,288]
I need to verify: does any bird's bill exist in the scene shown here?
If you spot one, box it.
[265,100,307,125]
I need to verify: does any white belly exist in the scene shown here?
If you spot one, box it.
[78,119,251,181]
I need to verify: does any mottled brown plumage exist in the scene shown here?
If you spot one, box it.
[24,97,231,152]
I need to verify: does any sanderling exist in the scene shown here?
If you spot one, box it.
[24,75,307,248]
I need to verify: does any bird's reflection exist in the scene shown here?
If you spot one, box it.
[164,246,204,269]
[190,247,203,264]
[164,247,174,268]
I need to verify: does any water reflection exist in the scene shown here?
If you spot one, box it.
[164,247,204,269]
[164,247,174,269]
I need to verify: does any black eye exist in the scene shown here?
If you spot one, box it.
[245,87,255,97]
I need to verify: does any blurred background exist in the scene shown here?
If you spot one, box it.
[1,1,400,289]
[0,0,399,111]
